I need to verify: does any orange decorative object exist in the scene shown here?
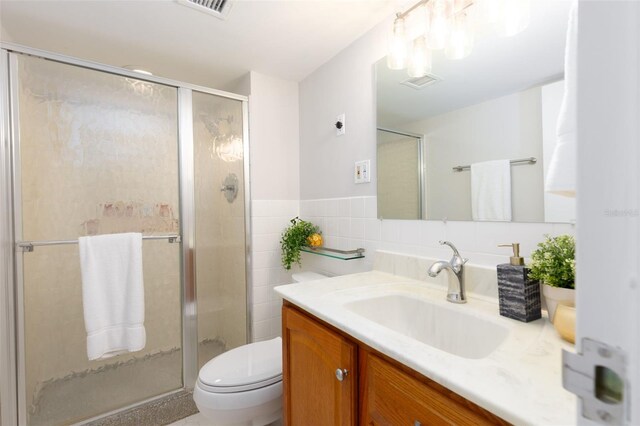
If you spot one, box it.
[307,233,323,248]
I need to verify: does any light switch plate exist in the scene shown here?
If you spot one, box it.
[336,113,345,136]
[354,160,370,184]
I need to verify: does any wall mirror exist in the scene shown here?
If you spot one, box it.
[376,1,575,223]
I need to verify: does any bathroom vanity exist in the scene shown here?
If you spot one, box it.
[275,269,576,425]
[282,302,507,425]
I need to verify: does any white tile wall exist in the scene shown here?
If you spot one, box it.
[250,200,298,341]
[299,196,576,277]
[250,196,575,341]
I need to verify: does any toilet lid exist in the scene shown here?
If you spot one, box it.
[198,337,282,392]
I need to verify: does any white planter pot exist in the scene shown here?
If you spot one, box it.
[541,284,575,323]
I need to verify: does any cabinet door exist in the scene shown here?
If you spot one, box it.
[283,305,357,426]
[360,352,508,426]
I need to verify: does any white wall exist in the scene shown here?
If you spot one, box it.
[246,72,300,341]
[297,10,574,277]
[299,17,392,200]
[248,71,300,201]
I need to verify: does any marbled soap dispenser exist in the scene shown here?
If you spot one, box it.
[497,243,541,322]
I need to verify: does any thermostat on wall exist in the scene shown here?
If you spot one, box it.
[354,160,370,184]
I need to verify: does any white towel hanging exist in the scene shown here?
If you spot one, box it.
[79,232,146,361]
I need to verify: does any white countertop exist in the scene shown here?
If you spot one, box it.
[275,271,576,425]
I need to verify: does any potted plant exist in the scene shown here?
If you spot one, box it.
[280,217,322,270]
[529,234,576,323]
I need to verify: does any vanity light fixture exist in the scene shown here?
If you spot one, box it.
[388,0,530,78]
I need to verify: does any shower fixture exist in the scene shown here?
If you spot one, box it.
[220,173,239,203]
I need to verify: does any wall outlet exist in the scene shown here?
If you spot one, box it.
[336,113,345,136]
[354,160,370,184]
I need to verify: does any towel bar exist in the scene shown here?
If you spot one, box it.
[452,157,537,172]
[16,234,181,253]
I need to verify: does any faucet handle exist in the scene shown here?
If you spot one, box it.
[439,240,462,258]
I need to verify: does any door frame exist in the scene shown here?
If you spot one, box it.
[574,1,640,423]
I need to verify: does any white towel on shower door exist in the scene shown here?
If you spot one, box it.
[471,160,512,221]
[79,232,146,361]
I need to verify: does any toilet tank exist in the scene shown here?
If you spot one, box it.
[291,272,327,283]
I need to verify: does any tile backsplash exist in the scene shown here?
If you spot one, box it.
[251,196,575,341]
[300,196,574,270]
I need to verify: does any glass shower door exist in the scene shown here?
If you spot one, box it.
[15,55,183,425]
[192,91,247,368]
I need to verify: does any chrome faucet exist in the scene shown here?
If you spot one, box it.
[428,241,468,304]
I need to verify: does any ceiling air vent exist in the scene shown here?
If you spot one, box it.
[401,74,441,90]
[177,0,233,20]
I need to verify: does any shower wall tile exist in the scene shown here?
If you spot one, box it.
[250,199,298,342]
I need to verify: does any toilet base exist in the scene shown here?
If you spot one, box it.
[193,380,282,426]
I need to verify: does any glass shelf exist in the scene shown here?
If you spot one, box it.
[300,246,365,261]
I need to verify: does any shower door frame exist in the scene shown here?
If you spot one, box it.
[0,42,254,426]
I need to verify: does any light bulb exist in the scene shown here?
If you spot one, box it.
[481,0,504,24]
[387,17,407,70]
[500,0,530,36]
[446,12,474,60]
[405,3,430,39]
[428,0,452,50]
[408,36,433,78]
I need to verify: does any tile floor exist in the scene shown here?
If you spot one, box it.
[168,412,210,425]
[169,413,282,426]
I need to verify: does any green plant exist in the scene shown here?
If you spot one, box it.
[529,234,576,289]
[280,217,320,270]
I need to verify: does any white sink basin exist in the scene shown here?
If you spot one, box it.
[344,294,509,359]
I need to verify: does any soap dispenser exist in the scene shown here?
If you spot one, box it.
[496,243,541,322]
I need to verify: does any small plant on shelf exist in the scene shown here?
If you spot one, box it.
[280,217,322,270]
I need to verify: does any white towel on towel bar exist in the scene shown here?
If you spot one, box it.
[79,232,145,361]
[471,160,512,222]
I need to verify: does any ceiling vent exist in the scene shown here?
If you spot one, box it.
[176,0,232,20]
[401,74,441,90]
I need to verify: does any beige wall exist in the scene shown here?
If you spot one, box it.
[377,131,421,220]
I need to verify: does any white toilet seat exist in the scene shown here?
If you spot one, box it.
[197,373,282,393]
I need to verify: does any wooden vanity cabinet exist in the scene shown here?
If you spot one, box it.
[282,302,510,426]
[282,303,357,425]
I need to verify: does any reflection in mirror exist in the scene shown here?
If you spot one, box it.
[377,128,423,220]
[376,1,575,224]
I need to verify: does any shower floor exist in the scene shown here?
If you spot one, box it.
[29,340,226,426]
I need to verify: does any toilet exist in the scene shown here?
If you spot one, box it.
[193,271,328,426]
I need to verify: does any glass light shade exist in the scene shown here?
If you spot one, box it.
[408,36,433,78]
[452,0,466,14]
[481,0,504,24]
[214,135,243,162]
[428,0,452,50]
[387,17,407,70]
[406,4,430,39]
[445,12,474,60]
[500,0,530,36]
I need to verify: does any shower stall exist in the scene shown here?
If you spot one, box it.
[0,44,252,425]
